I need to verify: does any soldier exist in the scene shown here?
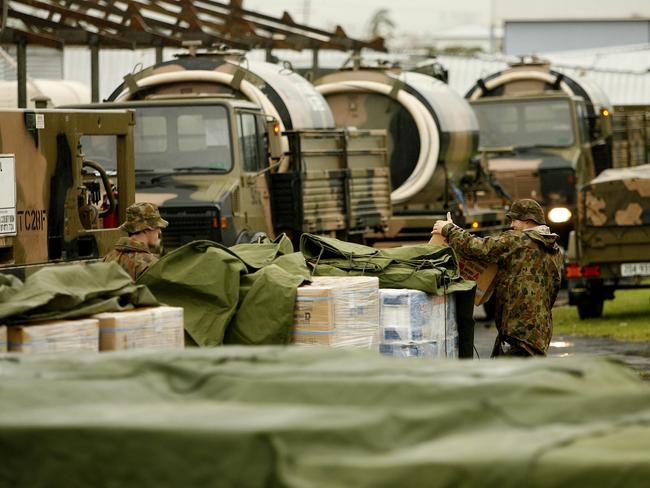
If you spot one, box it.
[432,199,563,357]
[103,202,168,281]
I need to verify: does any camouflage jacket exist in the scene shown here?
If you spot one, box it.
[443,224,563,354]
[102,236,159,282]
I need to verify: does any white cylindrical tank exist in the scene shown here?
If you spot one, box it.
[107,54,335,132]
[315,70,479,206]
[0,80,90,108]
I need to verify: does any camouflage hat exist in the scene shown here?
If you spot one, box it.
[120,202,168,234]
[506,199,546,225]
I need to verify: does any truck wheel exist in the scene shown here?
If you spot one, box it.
[577,298,604,320]
[235,230,268,244]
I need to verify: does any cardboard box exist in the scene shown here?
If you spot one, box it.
[0,325,7,352]
[94,306,184,351]
[293,276,379,348]
[429,233,497,305]
[8,319,99,353]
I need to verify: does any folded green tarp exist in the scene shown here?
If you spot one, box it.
[300,234,477,357]
[0,261,158,323]
[300,233,474,295]
[138,235,310,347]
[1,348,649,487]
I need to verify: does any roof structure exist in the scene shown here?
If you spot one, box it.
[0,0,385,52]
[0,0,385,105]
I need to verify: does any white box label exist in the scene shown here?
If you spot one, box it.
[35,113,45,129]
[0,154,16,236]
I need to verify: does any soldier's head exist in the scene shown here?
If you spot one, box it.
[506,199,546,230]
[120,202,168,248]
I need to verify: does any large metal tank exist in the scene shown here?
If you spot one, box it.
[315,69,479,206]
[0,80,90,108]
[107,53,335,133]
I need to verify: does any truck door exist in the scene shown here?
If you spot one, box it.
[235,111,271,236]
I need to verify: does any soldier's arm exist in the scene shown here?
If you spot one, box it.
[442,223,512,264]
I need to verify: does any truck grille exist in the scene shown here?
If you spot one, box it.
[159,207,220,249]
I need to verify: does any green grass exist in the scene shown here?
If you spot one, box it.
[554,288,650,341]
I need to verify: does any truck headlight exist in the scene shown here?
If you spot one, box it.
[548,207,572,223]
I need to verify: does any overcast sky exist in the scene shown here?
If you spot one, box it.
[243,0,650,38]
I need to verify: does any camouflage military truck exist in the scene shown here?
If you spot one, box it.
[72,49,391,249]
[466,58,613,247]
[0,109,135,278]
[315,66,508,242]
[565,165,650,319]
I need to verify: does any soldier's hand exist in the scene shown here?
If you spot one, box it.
[431,213,453,235]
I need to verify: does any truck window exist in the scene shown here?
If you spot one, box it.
[472,99,575,149]
[130,105,233,172]
[79,135,118,170]
[575,101,591,144]
[238,112,262,172]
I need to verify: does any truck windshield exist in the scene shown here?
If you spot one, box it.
[81,105,233,172]
[472,98,575,149]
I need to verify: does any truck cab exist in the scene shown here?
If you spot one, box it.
[471,92,604,246]
[78,97,278,248]
[466,59,613,248]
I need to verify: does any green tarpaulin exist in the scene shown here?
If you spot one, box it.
[1,348,649,487]
[0,262,158,323]
[138,235,310,347]
[300,234,474,295]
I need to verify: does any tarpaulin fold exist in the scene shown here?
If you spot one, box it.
[138,235,310,347]
[300,233,474,295]
[0,262,158,323]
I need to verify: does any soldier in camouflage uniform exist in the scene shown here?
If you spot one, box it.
[432,199,563,357]
[103,202,168,281]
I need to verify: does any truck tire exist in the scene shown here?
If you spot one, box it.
[235,230,268,245]
[577,298,604,320]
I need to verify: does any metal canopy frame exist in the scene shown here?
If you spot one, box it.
[0,0,386,105]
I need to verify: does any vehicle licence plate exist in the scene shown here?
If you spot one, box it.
[621,262,650,277]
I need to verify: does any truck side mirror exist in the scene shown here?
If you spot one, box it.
[266,117,282,160]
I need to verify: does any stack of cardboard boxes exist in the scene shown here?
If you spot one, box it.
[292,275,460,359]
[1,306,184,354]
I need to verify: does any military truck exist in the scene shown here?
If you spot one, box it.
[0,109,135,278]
[565,164,650,318]
[75,49,391,249]
[466,58,613,247]
[314,65,508,241]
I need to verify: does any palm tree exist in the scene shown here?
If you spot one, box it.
[366,8,395,39]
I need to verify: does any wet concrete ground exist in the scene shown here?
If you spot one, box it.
[472,296,650,380]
